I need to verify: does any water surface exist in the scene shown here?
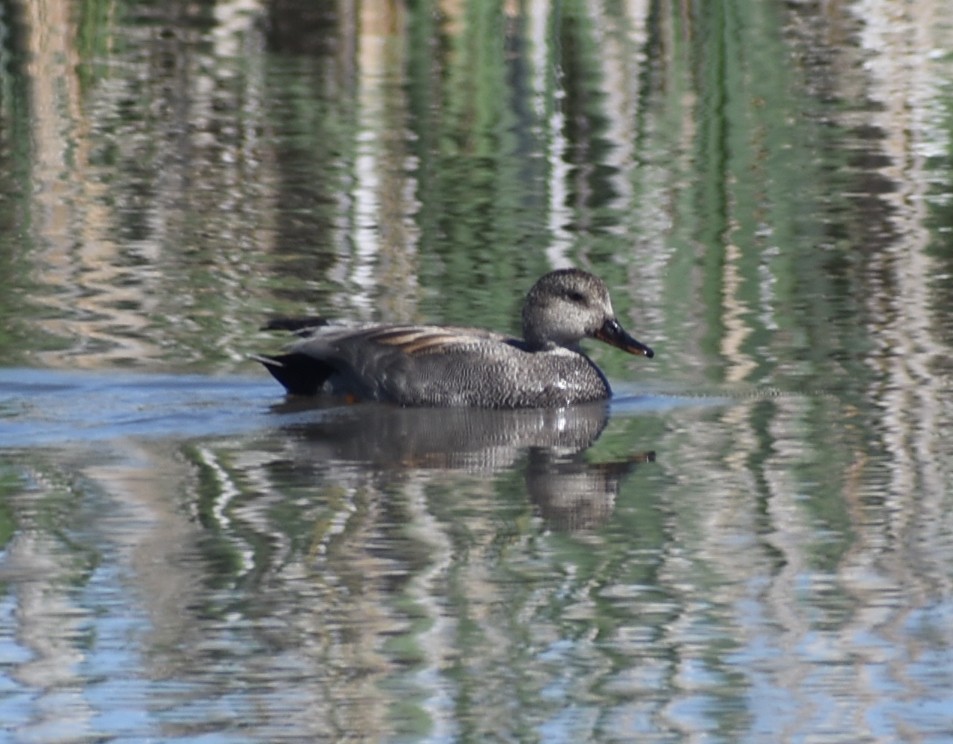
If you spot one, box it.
[2,1,953,742]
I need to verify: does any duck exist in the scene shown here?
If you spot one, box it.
[256,268,654,408]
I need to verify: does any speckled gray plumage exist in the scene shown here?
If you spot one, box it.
[258,269,654,408]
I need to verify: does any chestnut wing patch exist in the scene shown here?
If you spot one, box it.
[362,327,487,356]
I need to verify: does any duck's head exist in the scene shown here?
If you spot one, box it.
[521,268,655,358]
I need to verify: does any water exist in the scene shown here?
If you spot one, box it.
[2,0,953,741]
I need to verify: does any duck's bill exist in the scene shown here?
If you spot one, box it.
[595,319,655,358]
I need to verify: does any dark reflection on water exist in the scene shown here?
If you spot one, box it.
[0,367,662,740]
[268,400,655,531]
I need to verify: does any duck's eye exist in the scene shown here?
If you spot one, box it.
[566,290,587,304]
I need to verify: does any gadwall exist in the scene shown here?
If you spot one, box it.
[257,268,654,408]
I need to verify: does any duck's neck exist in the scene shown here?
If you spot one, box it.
[521,336,583,355]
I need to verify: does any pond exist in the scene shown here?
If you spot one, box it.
[2,1,953,741]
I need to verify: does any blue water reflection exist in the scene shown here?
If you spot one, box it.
[0,368,274,446]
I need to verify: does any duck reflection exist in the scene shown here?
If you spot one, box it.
[271,400,655,530]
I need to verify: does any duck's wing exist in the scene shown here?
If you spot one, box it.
[337,325,510,355]
[259,323,517,398]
